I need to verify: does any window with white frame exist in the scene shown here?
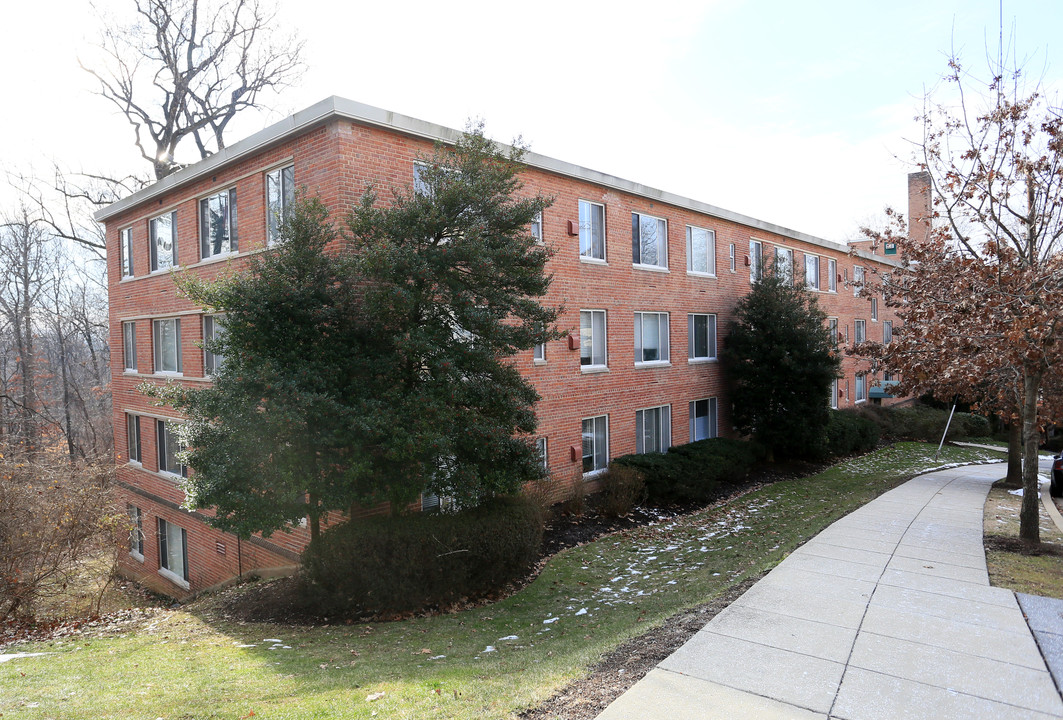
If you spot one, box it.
[805,254,819,289]
[581,415,608,474]
[871,297,878,321]
[157,419,188,478]
[688,313,717,361]
[854,319,866,344]
[828,258,837,292]
[580,310,607,368]
[729,243,736,272]
[149,211,178,272]
[200,188,238,258]
[266,164,295,246]
[634,312,669,364]
[128,505,144,560]
[578,200,606,261]
[775,246,794,285]
[689,397,718,441]
[855,374,867,402]
[157,518,189,587]
[531,210,543,244]
[853,265,865,296]
[632,212,667,268]
[153,319,182,374]
[120,227,134,278]
[536,437,548,473]
[828,317,838,344]
[126,413,142,464]
[122,321,137,372]
[830,379,839,409]
[636,405,671,454]
[203,315,226,376]
[686,225,715,275]
[883,320,893,344]
[749,240,763,282]
[533,341,545,362]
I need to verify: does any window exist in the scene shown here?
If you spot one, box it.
[729,243,736,272]
[871,297,879,321]
[636,405,671,454]
[128,505,144,560]
[686,225,715,275]
[634,312,669,364]
[153,319,182,374]
[203,315,226,376]
[632,212,667,268]
[536,437,548,473]
[120,227,134,278]
[853,265,865,296]
[689,398,718,441]
[828,318,838,344]
[533,341,546,363]
[580,310,607,369]
[122,321,137,372]
[854,319,866,344]
[157,518,189,588]
[200,188,238,258]
[805,254,819,289]
[775,247,794,285]
[883,320,893,344]
[828,258,837,292]
[749,240,763,282]
[266,164,295,245]
[149,211,178,272]
[126,414,142,464]
[688,313,717,361]
[531,210,543,243]
[581,415,608,474]
[578,200,605,261]
[830,379,839,409]
[855,374,867,402]
[157,420,188,478]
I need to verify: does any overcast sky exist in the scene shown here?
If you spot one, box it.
[3,0,1061,241]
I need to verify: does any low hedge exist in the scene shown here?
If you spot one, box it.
[611,438,764,505]
[301,495,543,615]
[822,409,881,458]
[858,404,990,442]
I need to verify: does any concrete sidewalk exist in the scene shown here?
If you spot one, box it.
[596,463,1063,719]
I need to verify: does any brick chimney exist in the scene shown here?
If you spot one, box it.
[907,171,931,244]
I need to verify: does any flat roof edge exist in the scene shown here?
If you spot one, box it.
[93,96,900,266]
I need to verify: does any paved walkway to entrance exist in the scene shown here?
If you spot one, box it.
[596,463,1063,719]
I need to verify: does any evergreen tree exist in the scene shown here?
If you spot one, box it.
[721,271,840,460]
[148,124,560,539]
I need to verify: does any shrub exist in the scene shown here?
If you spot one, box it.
[858,404,990,442]
[822,410,880,457]
[612,438,764,506]
[301,496,544,615]
[597,465,647,517]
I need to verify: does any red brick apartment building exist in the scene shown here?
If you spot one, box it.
[98,97,903,597]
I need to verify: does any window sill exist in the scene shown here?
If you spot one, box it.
[687,270,716,279]
[154,371,184,378]
[194,251,240,266]
[119,275,136,283]
[582,467,607,479]
[579,256,608,265]
[149,267,179,276]
[634,361,671,369]
[580,365,609,374]
[533,359,547,366]
[158,567,190,590]
[123,369,138,375]
[633,263,669,273]
[129,550,145,564]
[688,358,718,365]
[855,399,867,405]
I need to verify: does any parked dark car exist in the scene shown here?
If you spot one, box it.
[1052,454,1062,498]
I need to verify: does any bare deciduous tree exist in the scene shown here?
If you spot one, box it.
[83,0,305,180]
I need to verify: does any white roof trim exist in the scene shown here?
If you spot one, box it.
[94,96,894,265]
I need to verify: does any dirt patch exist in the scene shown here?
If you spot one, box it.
[519,576,761,720]
[983,482,1063,598]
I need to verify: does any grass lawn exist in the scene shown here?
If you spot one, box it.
[1,442,1005,720]
[984,474,1063,598]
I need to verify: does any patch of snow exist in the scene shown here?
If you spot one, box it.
[498,635,519,641]
[0,653,51,663]
[430,655,446,660]
[483,646,496,653]
[574,608,588,616]
[543,617,559,624]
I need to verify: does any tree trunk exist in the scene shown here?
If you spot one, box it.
[1019,369,1041,546]
[1006,421,1023,487]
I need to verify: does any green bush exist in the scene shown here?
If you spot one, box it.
[858,404,990,442]
[301,496,544,615]
[597,465,647,517]
[823,410,880,457]
[612,438,764,506]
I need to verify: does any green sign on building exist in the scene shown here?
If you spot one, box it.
[884,242,897,255]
